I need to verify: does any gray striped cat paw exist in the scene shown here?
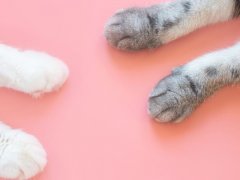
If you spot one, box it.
[148,74,199,123]
[104,8,160,50]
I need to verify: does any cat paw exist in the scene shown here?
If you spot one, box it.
[148,74,200,123]
[19,51,69,97]
[104,8,160,50]
[0,44,69,96]
[0,123,47,179]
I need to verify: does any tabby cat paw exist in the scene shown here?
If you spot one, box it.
[148,74,200,123]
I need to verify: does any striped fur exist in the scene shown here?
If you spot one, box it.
[234,0,240,17]
[105,0,240,122]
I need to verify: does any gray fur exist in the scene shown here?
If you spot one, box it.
[104,1,189,50]
[234,0,240,17]
[148,73,200,122]
[104,0,236,51]
[231,68,240,79]
[148,44,240,122]
[104,8,159,50]
[148,66,222,122]
[205,67,218,77]
[182,1,191,13]
[162,18,181,31]
[105,0,240,123]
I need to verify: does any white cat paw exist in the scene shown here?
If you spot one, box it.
[0,123,47,179]
[0,44,69,96]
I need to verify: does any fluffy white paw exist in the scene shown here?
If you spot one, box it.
[0,44,69,96]
[0,123,47,179]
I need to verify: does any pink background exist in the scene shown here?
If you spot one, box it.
[0,0,240,179]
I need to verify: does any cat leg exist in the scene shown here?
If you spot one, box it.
[148,42,240,122]
[0,44,69,97]
[105,0,237,50]
[0,122,46,179]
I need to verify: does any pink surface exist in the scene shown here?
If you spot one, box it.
[0,0,240,179]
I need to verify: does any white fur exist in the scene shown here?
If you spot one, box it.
[0,122,47,179]
[0,44,69,179]
[0,44,69,96]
